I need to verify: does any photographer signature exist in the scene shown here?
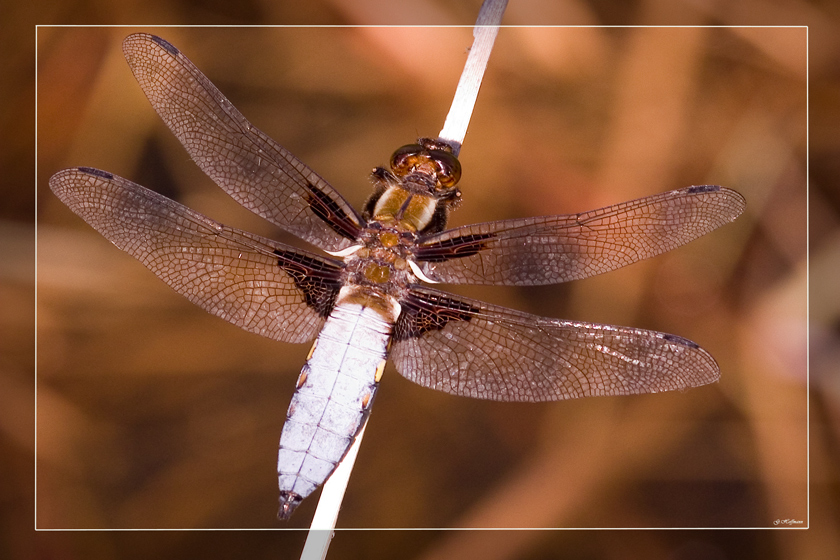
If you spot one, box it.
[774,518,805,526]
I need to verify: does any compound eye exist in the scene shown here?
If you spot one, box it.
[430,149,462,187]
[390,144,425,177]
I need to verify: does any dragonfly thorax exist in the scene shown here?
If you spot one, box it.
[342,223,417,291]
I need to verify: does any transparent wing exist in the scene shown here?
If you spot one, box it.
[391,286,719,402]
[122,33,362,252]
[413,185,745,285]
[49,167,343,344]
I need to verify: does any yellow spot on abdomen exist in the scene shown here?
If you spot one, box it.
[306,340,317,360]
[374,359,386,382]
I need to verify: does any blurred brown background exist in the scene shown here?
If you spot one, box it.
[2,0,835,558]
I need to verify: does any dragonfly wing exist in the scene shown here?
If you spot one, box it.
[50,167,343,343]
[413,185,745,285]
[122,33,363,252]
[390,286,719,402]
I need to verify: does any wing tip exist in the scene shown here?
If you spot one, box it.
[661,332,700,349]
[657,331,721,388]
[686,184,721,195]
[49,167,113,200]
[76,166,114,180]
[122,33,179,58]
[685,184,747,221]
[150,35,179,56]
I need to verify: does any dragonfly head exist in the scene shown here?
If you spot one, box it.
[363,138,463,234]
[389,137,462,191]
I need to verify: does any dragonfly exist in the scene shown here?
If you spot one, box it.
[49,33,746,520]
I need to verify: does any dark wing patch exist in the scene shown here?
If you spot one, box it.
[50,167,343,344]
[393,290,481,339]
[273,249,341,318]
[412,233,495,263]
[121,33,363,252]
[305,181,363,242]
[391,286,719,403]
[413,185,745,286]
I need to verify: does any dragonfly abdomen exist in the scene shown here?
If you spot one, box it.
[276,287,400,519]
